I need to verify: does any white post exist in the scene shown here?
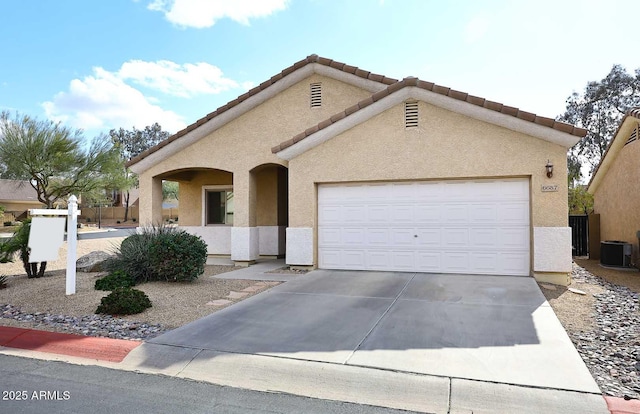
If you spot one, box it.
[66,195,78,295]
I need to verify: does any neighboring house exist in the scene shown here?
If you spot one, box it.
[0,179,44,220]
[127,55,586,285]
[588,108,640,263]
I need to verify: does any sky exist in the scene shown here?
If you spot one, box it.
[1,0,639,140]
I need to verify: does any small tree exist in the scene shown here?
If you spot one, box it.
[0,112,122,208]
[568,186,594,215]
[109,123,171,222]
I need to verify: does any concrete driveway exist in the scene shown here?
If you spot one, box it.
[128,269,607,413]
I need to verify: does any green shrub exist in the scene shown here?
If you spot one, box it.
[148,229,207,282]
[95,287,151,315]
[107,225,207,284]
[95,270,135,291]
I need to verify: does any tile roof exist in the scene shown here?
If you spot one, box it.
[0,179,39,202]
[126,54,396,167]
[271,76,588,154]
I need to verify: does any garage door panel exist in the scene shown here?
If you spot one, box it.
[391,205,414,222]
[392,251,415,269]
[442,251,470,272]
[366,228,390,245]
[367,205,390,222]
[443,228,469,247]
[443,204,469,223]
[318,206,342,223]
[414,205,442,222]
[499,202,530,223]
[416,228,441,246]
[391,229,416,245]
[319,228,341,245]
[318,178,530,276]
[416,252,441,271]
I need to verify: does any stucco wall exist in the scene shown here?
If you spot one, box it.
[288,101,569,230]
[593,139,640,261]
[137,74,373,226]
[0,201,44,212]
[173,170,233,226]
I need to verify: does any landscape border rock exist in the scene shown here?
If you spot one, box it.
[76,251,113,273]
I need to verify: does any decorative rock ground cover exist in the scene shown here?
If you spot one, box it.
[570,264,640,399]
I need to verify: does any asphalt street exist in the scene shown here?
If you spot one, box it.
[0,354,418,414]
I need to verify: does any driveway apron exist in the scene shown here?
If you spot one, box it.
[150,269,599,393]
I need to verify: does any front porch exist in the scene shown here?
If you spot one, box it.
[144,164,288,266]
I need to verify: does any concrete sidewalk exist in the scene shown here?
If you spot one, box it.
[0,266,623,413]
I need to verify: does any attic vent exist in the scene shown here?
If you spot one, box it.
[310,83,322,107]
[625,123,639,146]
[405,101,419,128]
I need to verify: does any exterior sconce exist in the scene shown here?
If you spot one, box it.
[545,160,553,178]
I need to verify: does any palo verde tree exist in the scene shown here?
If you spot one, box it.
[109,123,171,221]
[0,112,121,278]
[558,65,640,182]
[0,111,122,208]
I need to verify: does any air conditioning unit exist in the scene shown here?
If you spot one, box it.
[600,241,632,267]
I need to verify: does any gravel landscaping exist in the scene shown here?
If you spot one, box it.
[542,260,640,399]
[0,237,280,340]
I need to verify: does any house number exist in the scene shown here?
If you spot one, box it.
[541,185,558,192]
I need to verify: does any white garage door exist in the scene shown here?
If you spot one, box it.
[318,178,530,276]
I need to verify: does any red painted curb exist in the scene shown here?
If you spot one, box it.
[0,326,140,362]
[604,396,640,414]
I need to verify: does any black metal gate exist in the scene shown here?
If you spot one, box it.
[569,215,589,256]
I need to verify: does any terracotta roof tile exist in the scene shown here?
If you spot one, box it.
[318,118,333,130]
[484,101,503,112]
[368,73,384,83]
[342,64,357,74]
[317,56,333,66]
[371,89,390,102]
[404,77,418,87]
[417,80,435,90]
[552,121,574,134]
[501,105,519,117]
[448,89,468,101]
[534,116,555,128]
[517,110,536,122]
[329,61,345,70]
[344,104,360,116]
[466,95,484,106]
[358,96,375,109]
[330,112,347,123]
[432,85,451,96]
[381,76,397,85]
[304,125,319,136]
[355,68,370,78]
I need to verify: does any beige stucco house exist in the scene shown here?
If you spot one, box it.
[588,108,640,263]
[127,55,586,285]
[0,179,44,221]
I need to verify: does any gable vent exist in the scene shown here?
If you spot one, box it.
[625,123,639,146]
[405,101,419,128]
[310,83,322,107]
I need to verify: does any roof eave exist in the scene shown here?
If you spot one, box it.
[588,113,640,194]
[275,86,584,161]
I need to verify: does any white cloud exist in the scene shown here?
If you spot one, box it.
[148,0,289,28]
[464,15,490,44]
[119,60,238,97]
[42,67,186,132]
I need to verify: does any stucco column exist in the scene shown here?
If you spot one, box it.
[231,170,259,265]
[138,174,163,225]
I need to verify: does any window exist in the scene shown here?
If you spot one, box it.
[310,83,322,107]
[405,101,418,128]
[204,188,233,225]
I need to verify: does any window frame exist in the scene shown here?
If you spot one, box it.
[201,185,233,226]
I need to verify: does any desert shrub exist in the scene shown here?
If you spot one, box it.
[148,229,207,282]
[95,270,135,291]
[95,287,151,315]
[0,275,8,289]
[107,225,207,284]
